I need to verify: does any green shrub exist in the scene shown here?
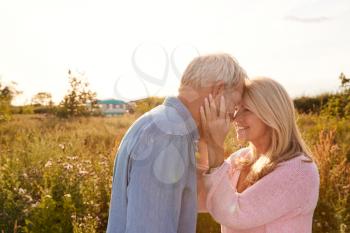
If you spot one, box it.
[56,70,99,118]
[294,93,331,114]
[0,115,135,232]
[133,97,164,114]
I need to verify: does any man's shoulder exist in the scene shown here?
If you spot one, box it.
[140,104,192,136]
[126,105,194,161]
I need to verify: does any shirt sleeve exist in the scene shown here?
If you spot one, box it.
[125,131,193,233]
[203,157,319,230]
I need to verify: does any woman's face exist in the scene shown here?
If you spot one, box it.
[233,105,271,147]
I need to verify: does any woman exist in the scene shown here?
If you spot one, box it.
[197,77,320,233]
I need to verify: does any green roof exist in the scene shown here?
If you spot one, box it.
[97,99,126,105]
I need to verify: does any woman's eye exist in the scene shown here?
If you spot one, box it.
[241,108,252,115]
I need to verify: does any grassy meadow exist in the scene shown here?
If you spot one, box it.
[0,113,349,233]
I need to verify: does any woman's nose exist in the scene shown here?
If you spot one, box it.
[233,111,244,123]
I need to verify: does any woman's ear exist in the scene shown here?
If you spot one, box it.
[212,80,225,98]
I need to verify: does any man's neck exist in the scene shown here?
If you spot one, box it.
[177,95,201,126]
[177,87,207,137]
[177,85,206,136]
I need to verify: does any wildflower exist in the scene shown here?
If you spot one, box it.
[78,169,88,176]
[83,160,92,164]
[31,202,39,208]
[18,188,26,194]
[58,143,65,150]
[63,163,73,170]
[45,160,53,168]
[24,194,33,202]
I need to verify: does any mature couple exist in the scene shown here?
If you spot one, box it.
[106,54,320,233]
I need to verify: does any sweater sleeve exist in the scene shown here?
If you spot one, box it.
[197,164,209,213]
[203,156,319,230]
[197,148,246,213]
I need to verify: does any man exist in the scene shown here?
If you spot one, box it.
[106,53,247,233]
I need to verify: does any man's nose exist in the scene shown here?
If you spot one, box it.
[232,109,243,122]
[229,112,236,122]
[228,104,238,115]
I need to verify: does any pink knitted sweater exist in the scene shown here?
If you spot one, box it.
[197,148,320,233]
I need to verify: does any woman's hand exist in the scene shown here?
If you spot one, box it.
[200,94,230,169]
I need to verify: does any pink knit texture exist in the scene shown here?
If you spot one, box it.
[197,148,320,233]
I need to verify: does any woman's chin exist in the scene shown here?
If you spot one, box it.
[236,134,248,143]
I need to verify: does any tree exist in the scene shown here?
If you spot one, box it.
[56,70,99,118]
[31,92,54,114]
[0,80,20,121]
[32,92,53,106]
[322,73,350,118]
[339,72,350,90]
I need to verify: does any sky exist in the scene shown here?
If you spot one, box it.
[0,0,349,105]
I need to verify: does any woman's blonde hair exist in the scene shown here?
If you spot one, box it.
[180,53,247,89]
[236,77,313,185]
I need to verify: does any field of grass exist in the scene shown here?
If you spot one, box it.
[0,113,349,233]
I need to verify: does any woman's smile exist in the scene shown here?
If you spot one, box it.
[235,125,249,139]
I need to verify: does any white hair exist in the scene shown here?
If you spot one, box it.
[180,53,247,89]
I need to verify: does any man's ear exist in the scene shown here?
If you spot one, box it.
[212,80,225,98]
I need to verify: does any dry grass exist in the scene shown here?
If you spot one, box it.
[0,113,349,233]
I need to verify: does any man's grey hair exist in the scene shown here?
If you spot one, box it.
[180,53,247,89]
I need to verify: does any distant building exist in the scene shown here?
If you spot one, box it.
[97,99,128,116]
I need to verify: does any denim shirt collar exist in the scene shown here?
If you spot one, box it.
[163,96,200,143]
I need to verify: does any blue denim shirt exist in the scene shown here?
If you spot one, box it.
[106,97,200,233]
